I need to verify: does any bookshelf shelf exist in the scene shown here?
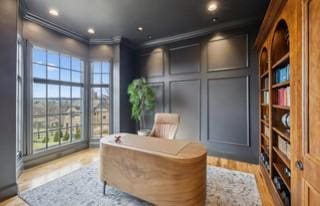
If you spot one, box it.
[261,119,269,126]
[272,52,290,69]
[272,81,290,89]
[261,103,269,107]
[272,127,290,142]
[273,146,290,168]
[261,133,269,143]
[261,88,269,91]
[262,161,271,175]
[261,71,269,78]
[272,105,290,110]
[262,144,269,154]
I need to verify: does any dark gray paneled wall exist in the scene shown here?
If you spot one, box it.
[112,43,137,133]
[0,0,18,200]
[138,26,259,163]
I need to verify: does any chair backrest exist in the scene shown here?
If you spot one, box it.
[150,113,180,140]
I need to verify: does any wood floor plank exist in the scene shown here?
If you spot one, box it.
[1,149,274,206]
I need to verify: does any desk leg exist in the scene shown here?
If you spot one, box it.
[103,181,107,195]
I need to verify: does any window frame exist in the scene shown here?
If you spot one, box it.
[27,42,88,154]
[16,38,24,161]
[89,60,112,139]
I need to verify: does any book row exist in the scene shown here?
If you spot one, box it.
[276,87,290,106]
[274,64,290,84]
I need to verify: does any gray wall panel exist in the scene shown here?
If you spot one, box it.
[169,44,200,75]
[208,76,249,146]
[0,0,18,200]
[169,79,200,141]
[207,34,248,71]
[145,82,165,129]
[141,49,164,77]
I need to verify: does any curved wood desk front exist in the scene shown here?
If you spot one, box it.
[100,133,207,206]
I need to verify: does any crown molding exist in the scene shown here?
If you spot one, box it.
[23,11,133,47]
[139,17,260,49]
[20,0,260,50]
[89,38,115,45]
[254,0,287,49]
[24,12,90,43]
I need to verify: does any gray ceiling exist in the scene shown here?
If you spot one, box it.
[25,0,269,44]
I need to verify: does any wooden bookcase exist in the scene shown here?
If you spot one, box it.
[259,19,291,206]
[256,0,320,205]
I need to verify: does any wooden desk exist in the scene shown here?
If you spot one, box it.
[100,133,207,206]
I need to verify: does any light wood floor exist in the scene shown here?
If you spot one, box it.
[0,148,274,206]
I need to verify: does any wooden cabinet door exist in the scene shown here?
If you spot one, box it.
[302,0,320,205]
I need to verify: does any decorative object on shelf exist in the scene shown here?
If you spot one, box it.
[280,189,290,206]
[284,167,291,178]
[114,135,122,144]
[263,115,268,121]
[273,176,285,191]
[281,113,290,130]
[260,153,270,171]
[128,77,156,134]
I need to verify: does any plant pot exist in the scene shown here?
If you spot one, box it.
[137,129,151,136]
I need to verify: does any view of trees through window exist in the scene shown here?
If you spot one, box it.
[32,46,84,152]
[91,61,110,138]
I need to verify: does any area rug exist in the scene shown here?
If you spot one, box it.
[20,163,261,206]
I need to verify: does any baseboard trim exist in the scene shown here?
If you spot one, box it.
[0,183,18,202]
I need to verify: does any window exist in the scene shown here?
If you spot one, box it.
[16,40,23,159]
[32,46,84,152]
[90,61,111,138]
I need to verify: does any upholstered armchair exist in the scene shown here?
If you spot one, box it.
[149,113,180,140]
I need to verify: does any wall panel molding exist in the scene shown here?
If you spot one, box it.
[144,82,165,129]
[207,34,249,72]
[140,50,165,78]
[207,75,250,147]
[169,79,201,141]
[169,43,201,75]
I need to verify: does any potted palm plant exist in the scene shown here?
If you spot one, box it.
[128,77,156,136]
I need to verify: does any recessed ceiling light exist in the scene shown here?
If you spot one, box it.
[137,27,144,32]
[212,17,218,22]
[88,28,95,34]
[49,9,59,16]
[208,2,218,11]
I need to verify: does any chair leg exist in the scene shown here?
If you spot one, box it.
[103,181,107,195]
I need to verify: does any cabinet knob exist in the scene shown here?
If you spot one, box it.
[295,160,304,170]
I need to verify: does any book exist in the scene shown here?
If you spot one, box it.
[274,64,290,84]
[276,86,290,106]
[264,91,269,104]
